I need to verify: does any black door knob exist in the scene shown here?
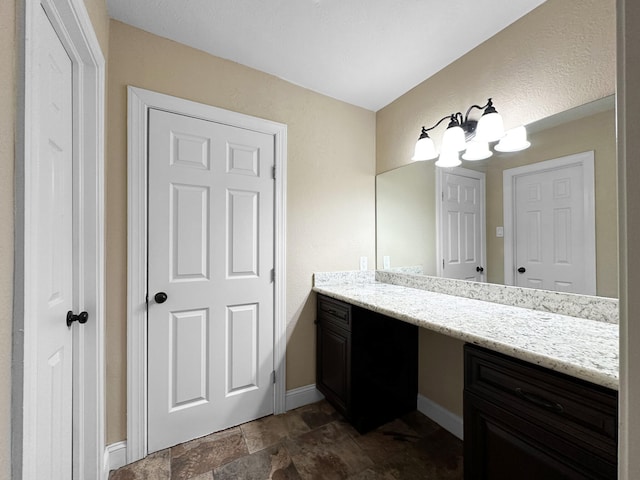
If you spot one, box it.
[517,267,526,273]
[476,266,484,273]
[154,292,168,304]
[67,311,89,328]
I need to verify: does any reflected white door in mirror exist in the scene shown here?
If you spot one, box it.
[503,151,596,295]
[437,167,486,282]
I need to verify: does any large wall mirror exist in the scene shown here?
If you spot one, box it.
[376,95,617,298]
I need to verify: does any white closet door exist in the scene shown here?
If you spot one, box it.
[33,6,74,478]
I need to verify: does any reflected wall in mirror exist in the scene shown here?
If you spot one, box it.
[376,96,617,298]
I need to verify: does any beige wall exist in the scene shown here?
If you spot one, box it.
[376,0,616,175]
[485,108,618,297]
[1,1,16,478]
[419,331,464,417]
[376,0,616,417]
[83,0,109,57]
[106,20,376,443]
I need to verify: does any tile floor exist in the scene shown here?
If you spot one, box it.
[109,400,463,480]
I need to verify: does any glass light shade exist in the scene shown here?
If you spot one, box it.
[411,136,437,161]
[495,126,531,152]
[462,140,493,161]
[441,125,466,152]
[475,112,505,143]
[435,150,461,168]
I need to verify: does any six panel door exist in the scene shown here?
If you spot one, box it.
[147,108,275,452]
[442,170,484,281]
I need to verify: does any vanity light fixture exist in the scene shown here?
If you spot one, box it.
[411,98,531,167]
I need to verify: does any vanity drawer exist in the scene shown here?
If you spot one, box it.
[464,344,618,453]
[317,295,352,331]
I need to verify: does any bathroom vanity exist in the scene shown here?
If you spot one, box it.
[313,271,619,479]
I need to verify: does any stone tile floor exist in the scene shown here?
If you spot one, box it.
[109,400,463,479]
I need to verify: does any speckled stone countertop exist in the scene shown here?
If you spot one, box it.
[313,281,619,390]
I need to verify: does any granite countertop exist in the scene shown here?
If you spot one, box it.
[313,282,619,390]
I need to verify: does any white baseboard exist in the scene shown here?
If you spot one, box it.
[104,441,128,476]
[417,394,464,440]
[285,384,324,411]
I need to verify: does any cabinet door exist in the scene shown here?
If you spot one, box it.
[465,344,617,451]
[465,392,616,480]
[316,323,351,417]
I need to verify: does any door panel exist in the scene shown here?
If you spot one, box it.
[319,326,350,401]
[170,309,209,410]
[228,189,259,276]
[463,212,477,262]
[227,303,259,393]
[553,208,571,264]
[447,211,460,263]
[34,6,74,478]
[171,184,210,280]
[147,108,275,452]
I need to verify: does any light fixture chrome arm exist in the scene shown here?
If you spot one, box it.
[421,114,460,134]
[463,98,495,126]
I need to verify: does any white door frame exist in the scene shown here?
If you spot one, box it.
[16,0,105,478]
[503,151,596,290]
[127,86,288,463]
[435,166,487,278]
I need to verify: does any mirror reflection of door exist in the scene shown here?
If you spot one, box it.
[437,167,486,282]
[503,152,596,295]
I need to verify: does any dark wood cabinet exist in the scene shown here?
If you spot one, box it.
[316,294,418,433]
[464,344,618,479]
[317,315,351,414]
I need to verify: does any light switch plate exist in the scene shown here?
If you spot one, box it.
[496,226,504,238]
[360,256,368,271]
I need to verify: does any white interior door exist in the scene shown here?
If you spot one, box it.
[508,156,596,294]
[147,108,275,452]
[439,168,486,281]
[32,6,74,477]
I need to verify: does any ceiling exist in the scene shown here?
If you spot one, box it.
[106,0,546,111]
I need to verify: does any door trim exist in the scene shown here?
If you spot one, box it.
[435,167,487,279]
[126,86,288,463]
[503,151,596,292]
[16,0,106,478]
